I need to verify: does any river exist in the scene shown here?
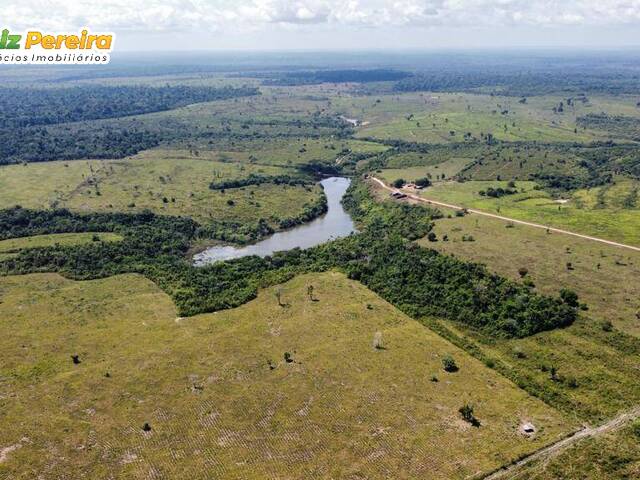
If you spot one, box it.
[193,177,357,265]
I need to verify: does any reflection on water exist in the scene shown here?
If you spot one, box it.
[193,177,356,265]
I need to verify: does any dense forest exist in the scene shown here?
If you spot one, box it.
[0,180,577,338]
[0,85,259,128]
[0,110,351,165]
[210,174,312,190]
[393,71,640,96]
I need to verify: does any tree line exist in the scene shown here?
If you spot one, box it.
[0,179,577,338]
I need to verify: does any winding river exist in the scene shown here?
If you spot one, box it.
[193,177,357,265]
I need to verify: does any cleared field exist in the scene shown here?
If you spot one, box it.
[0,272,573,479]
[511,423,640,479]
[425,213,640,336]
[378,159,471,185]
[0,233,122,261]
[182,138,388,167]
[345,93,631,144]
[0,153,323,225]
[418,179,640,247]
[457,145,588,181]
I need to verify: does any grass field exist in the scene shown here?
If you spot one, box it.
[342,92,638,144]
[378,158,471,184]
[512,423,640,479]
[180,137,388,167]
[0,233,122,262]
[416,179,640,246]
[425,213,640,336]
[0,152,324,226]
[0,271,573,479]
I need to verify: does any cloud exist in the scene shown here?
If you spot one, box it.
[4,0,640,32]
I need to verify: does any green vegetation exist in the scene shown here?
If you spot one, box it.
[0,180,578,338]
[414,179,640,247]
[3,57,640,478]
[512,424,640,479]
[0,232,122,261]
[0,272,573,479]
[1,85,259,129]
[426,212,640,336]
[209,173,311,190]
[0,153,325,227]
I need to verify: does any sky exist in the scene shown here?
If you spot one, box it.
[5,0,640,51]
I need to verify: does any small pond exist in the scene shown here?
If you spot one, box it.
[193,177,357,265]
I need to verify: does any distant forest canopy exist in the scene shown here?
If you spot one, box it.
[261,69,412,86]
[393,71,640,96]
[0,85,259,128]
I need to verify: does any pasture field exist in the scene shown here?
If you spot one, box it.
[0,272,573,480]
[183,137,388,168]
[343,93,640,144]
[0,153,324,226]
[424,213,640,336]
[0,233,122,262]
[431,313,640,424]
[378,157,471,183]
[416,179,640,246]
[511,423,640,479]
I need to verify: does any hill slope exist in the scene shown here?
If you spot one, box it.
[0,272,573,479]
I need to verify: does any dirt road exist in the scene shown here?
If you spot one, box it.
[371,177,640,253]
[482,406,640,479]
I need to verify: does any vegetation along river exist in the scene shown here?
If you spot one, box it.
[193,177,357,265]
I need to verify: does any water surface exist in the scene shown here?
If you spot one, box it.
[194,177,356,265]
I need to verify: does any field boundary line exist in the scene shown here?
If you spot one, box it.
[370,177,640,253]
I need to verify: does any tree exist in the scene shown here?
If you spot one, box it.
[427,232,437,242]
[392,178,405,189]
[415,177,431,188]
[518,267,528,278]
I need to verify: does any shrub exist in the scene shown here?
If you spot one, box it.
[442,355,458,372]
[459,404,480,426]
[560,289,579,308]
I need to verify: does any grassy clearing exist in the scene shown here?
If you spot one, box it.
[378,158,471,185]
[0,153,323,226]
[419,213,640,422]
[346,92,627,144]
[425,213,640,336]
[178,137,387,167]
[512,423,640,479]
[0,272,573,479]
[417,179,640,246]
[0,233,122,261]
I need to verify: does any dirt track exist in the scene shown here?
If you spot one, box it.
[371,177,640,253]
[482,406,640,479]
